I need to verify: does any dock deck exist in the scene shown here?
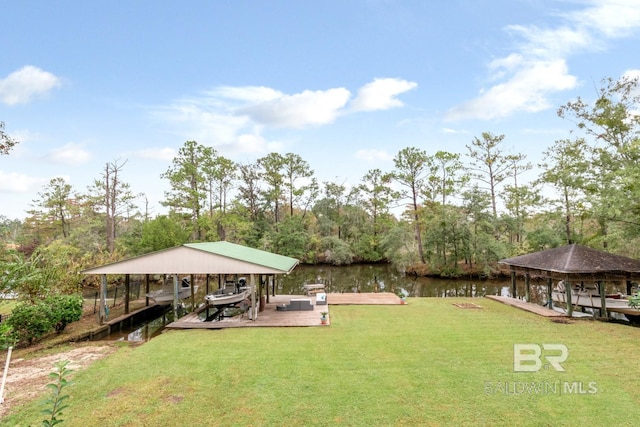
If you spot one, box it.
[166,292,401,329]
[485,295,567,318]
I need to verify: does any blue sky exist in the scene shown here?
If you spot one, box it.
[1,0,640,220]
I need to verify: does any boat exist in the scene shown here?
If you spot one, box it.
[552,288,640,320]
[205,289,250,306]
[146,277,198,303]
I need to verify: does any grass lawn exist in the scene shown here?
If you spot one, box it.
[3,297,640,426]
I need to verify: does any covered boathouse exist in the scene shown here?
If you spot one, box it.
[81,241,299,325]
[499,244,640,318]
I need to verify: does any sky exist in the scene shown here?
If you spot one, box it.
[1,0,640,220]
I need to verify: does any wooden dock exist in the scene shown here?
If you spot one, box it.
[166,292,402,330]
[485,295,567,318]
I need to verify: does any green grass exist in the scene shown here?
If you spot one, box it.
[3,298,640,426]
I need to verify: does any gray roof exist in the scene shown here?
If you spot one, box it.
[81,241,299,275]
[499,244,640,280]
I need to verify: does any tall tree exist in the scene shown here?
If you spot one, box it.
[537,138,589,244]
[393,147,431,264]
[0,121,18,155]
[161,141,211,241]
[281,153,315,217]
[357,169,398,260]
[31,177,73,238]
[465,132,513,218]
[258,153,285,225]
[237,162,262,222]
[89,159,137,253]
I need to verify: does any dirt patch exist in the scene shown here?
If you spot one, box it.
[452,302,483,309]
[0,344,118,418]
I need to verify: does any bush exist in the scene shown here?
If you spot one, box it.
[0,322,17,350]
[6,294,84,346]
[7,302,54,345]
[46,294,84,333]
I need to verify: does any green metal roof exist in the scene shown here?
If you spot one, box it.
[184,241,299,273]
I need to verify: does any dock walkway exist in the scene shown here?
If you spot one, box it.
[485,295,566,318]
[166,292,401,330]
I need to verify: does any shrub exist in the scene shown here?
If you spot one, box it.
[46,294,84,333]
[7,302,54,345]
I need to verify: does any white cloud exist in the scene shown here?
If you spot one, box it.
[349,78,417,112]
[0,66,61,105]
[239,88,351,128]
[0,170,46,193]
[447,59,577,120]
[152,78,414,153]
[446,0,640,121]
[354,148,393,162]
[48,143,92,165]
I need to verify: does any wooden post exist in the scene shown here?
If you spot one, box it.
[598,281,607,319]
[99,274,107,325]
[190,273,195,309]
[524,274,530,303]
[627,280,633,296]
[206,274,210,295]
[145,274,150,306]
[173,274,179,320]
[547,278,553,309]
[250,274,257,321]
[124,274,130,314]
[510,270,517,299]
[566,280,573,317]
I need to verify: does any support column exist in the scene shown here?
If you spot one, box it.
[145,274,150,306]
[99,274,108,325]
[566,280,573,318]
[598,281,607,319]
[190,273,195,309]
[547,278,553,309]
[250,274,257,321]
[510,270,517,299]
[524,274,531,303]
[173,274,179,320]
[124,274,130,314]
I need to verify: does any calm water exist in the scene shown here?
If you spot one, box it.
[279,264,527,300]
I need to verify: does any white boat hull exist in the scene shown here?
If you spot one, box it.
[147,286,198,303]
[205,290,250,306]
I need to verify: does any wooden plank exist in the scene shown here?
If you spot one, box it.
[485,295,566,317]
[165,292,402,330]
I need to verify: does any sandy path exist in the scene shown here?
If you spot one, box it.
[0,344,117,418]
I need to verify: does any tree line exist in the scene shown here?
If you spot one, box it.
[2,75,640,288]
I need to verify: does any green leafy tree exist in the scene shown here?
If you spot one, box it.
[258,153,285,225]
[393,147,431,264]
[31,177,74,238]
[558,75,640,247]
[537,138,589,244]
[356,169,398,261]
[281,153,315,217]
[161,141,211,240]
[465,132,514,218]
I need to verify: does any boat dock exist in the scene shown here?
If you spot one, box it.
[166,292,402,329]
[485,295,567,318]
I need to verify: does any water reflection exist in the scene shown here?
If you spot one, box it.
[280,264,547,303]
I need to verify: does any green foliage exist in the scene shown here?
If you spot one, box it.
[0,322,17,350]
[320,236,354,265]
[42,360,73,426]
[46,295,84,333]
[5,295,83,346]
[7,302,54,345]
